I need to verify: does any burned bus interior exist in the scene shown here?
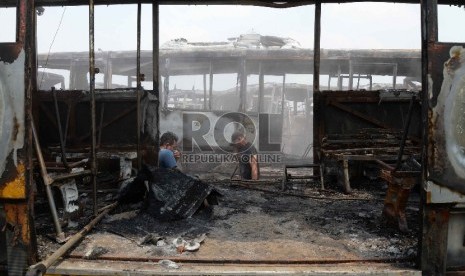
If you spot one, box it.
[1,0,465,275]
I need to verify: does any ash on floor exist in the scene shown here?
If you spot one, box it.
[36,180,419,266]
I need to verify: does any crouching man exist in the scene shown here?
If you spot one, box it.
[231,131,260,180]
[159,131,181,169]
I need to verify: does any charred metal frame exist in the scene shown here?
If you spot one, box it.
[420,0,465,273]
[0,0,38,273]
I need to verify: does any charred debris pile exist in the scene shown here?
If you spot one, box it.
[33,160,420,264]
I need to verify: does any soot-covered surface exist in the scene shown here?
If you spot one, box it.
[36,176,419,266]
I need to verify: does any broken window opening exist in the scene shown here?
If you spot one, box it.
[37,6,89,90]
[0,7,16,43]
[320,2,421,92]
[438,5,465,43]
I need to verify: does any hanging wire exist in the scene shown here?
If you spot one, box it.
[39,7,67,90]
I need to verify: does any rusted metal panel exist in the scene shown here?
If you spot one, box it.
[426,42,465,196]
[0,51,26,184]
[36,91,158,148]
[0,163,26,199]
[4,203,30,245]
[316,91,422,140]
[421,205,451,275]
[1,0,37,272]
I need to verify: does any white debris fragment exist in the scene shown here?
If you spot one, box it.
[158,259,180,269]
[184,241,200,252]
[156,239,166,247]
[83,246,108,260]
[172,237,186,253]
[193,233,207,244]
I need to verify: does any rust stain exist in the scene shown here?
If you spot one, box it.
[0,162,26,199]
[13,116,20,142]
[4,202,30,245]
[426,191,431,204]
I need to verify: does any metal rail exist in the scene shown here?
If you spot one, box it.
[26,202,118,276]
[395,95,416,171]
[51,87,70,170]
[64,254,415,265]
[31,118,65,242]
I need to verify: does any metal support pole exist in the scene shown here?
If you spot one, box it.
[348,60,353,90]
[104,52,113,89]
[203,74,207,110]
[258,62,264,113]
[136,2,142,170]
[281,74,286,115]
[342,158,352,194]
[31,118,65,243]
[153,2,160,166]
[51,87,70,170]
[163,74,169,109]
[313,1,321,93]
[209,61,213,110]
[392,64,398,89]
[89,0,98,216]
[395,96,415,171]
[239,59,247,112]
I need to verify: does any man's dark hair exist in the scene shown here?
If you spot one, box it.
[231,131,245,143]
[160,131,178,146]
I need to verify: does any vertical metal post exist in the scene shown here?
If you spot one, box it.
[421,0,448,274]
[209,61,213,110]
[239,59,247,112]
[337,65,342,90]
[52,87,70,169]
[136,2,142,170]
[88,0,97,215]
[392,64,398,89]
[27,0,39,262]
[348,60,353,90]
[342,158,352,194]
[313,1,322,166]
[395,96,415,170]
[203,74,207,110]
[281,74,286,115]
[258,62,264,113]
[153,2,160,166]
[163,74,169,108]
[313,1,321,93]
[104,52,112,89]
[31,120,65,241]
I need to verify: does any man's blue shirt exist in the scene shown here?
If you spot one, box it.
[159,149,177,169]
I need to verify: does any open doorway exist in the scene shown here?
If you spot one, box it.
[30,1,426,274]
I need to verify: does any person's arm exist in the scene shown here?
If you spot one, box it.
[173,150,181,161]
[166,151,178,168]
[250,154,259,180]
[160,150,178,169]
